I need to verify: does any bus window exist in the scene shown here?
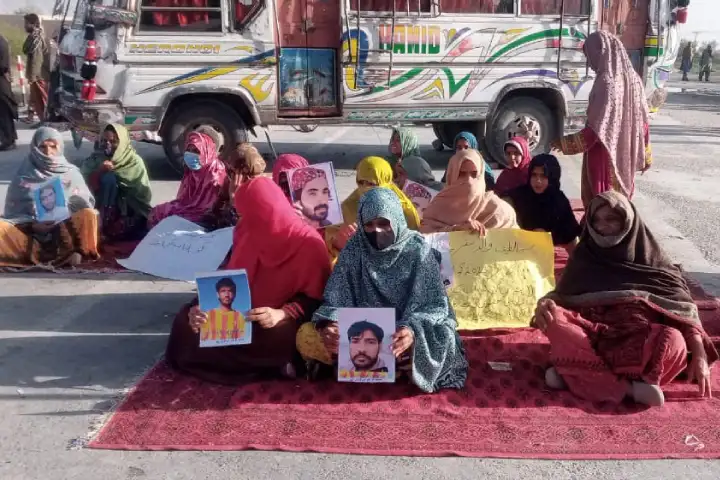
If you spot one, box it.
[349,0,432,13]
[441,0,514,13]
[234,0,264,29]
[138,0,223,32]
[522,0,591,15]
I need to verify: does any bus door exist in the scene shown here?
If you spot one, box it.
[275,0,342,117]
[555,0,594,82]
[601,0,650,75]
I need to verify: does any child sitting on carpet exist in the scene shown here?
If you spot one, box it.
[503,154,581,252]
[532,191,717,407]
[296,187,468,393]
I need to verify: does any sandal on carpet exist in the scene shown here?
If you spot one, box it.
[280,362,297,379]
[631,382,665,407]
[59,253,83,268]
[544,367,567,390]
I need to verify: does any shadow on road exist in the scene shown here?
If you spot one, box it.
[0,291,191,391]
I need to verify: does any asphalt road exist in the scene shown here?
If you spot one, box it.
[2,88,720,478]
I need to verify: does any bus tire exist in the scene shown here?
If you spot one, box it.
[162,99,248,173]
[487,96,556,168]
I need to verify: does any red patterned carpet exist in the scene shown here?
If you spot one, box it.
[88,259,720,458]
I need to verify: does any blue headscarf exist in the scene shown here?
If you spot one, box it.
[3,127,94,224]
[451,131,496,189]
[313,187,468,393]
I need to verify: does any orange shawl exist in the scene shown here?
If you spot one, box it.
[420,150,517,233]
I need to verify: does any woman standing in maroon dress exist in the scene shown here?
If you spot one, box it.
[551,31,653,209]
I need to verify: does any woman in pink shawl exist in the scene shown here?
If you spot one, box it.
[551,30,653,209]
[494,136,531,197]
[272,153,309,201]
[148,132,226,227]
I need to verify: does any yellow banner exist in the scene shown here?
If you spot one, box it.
[427,229,555,329]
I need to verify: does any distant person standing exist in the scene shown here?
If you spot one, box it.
[699,45,713,82]
[680,43,693,81]
[45,31,61,122]
[0,33,18,151]
[22,13,49,124]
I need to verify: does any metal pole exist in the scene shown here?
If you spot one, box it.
[557,0,565,79]
[387,0,397,88]
[354,0,361,89]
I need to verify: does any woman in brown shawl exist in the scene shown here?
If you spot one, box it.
[532,191,717,407]
[551,31,652,209]
[200,142,265,230]
[420,149,516,234]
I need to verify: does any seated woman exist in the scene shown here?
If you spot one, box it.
[494,136,531,197]
[1,127,98,267]
[80,124,152,241]
[165,177,332,384]
[443,131,496,190]
[393,155,444,192]
[532,191,718,406]
[387,126,421,166]
[272,153,310,201]
[148,132,226,228]
[504,154,581,251]
[200,142,266,230]
[421,149,517,234]
[296,187,469,392]
[328,156,420,259]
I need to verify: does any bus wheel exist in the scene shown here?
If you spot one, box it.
[162,99,248,173]
[487,97,556,167]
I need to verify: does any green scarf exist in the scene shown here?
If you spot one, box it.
[81,123,152,217]
[387,127,420,165]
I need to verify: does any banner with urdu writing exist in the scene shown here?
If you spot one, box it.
[425,229,555,329]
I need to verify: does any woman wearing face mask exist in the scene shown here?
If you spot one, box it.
[80,124,152,241]
[326,156,420,264]
[147,132,226,228]
[533,191,717,407]
[550,31,652,209]
[1,127,98,267]
[420,149,517,234]
[296,187,468,392]
[504,154,581,252]
[494,136,531,197]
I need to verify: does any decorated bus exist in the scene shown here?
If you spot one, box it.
[57,0,686,170]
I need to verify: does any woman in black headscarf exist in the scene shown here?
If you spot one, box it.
[504,154,581,251]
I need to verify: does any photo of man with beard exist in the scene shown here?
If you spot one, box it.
[289,164,342,228]
[347,320,388,374]
[34,176,69,224]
